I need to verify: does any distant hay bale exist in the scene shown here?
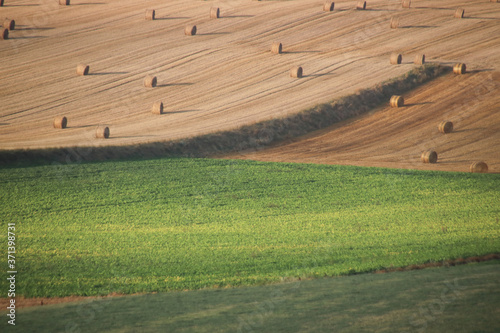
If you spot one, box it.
[356,1,366,10]
[453,63,466,75]
[390,95,404,107]
[145,9,155,20]
[390,53,402,65]
[144,75,157,88]
[59,0,70,5]
[290,66,303,78]
[3,19,15,30]
[402,0,411,8]
[96,126,110,139]
[53,116,67,129]
[210,7,220,18]
[414,54,425,65]
[454,8,464,18]
[152,101,164,115]
[271,42,282,54]
[323,1,334,11]
[438,121,453,134]
[185,25,197,36]
[76,64,89,76]
[470,162,488,173]
[390,17,399,29]
[421,150,438,164]
[1,28,8,40]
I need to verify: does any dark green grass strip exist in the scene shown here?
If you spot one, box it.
[2,261,499,333]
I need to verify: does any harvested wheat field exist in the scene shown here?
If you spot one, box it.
[228,71,500,173]
[0,0,499,169]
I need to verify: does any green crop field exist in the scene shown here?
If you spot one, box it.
[1,157,499,298]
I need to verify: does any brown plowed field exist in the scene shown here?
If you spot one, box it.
[227,70,500,173]
[1,0,499,157]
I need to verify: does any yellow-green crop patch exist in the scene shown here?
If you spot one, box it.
[1,158,498,297]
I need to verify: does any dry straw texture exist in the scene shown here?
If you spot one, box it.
[438,121,453,134]
[323,1,334,11]
[356,1,366,10]
[145,9,155,20]
[271,42,282,54]
[390,95,404,107]
[76,64,89,76]
[390,17,399,29]
[290,66,303,78]
[453,63,466,75]
[470,162,488,173]
[1,28,8,40]
[96,126,110,139]
[421,150,438,163]
[390,53,402,65]
[210,7,220,19]
[414,54,425,65]
[59,0,70,5]
[144,75,157,88]
[454,8,465,18]
[185,25,197,36]
[53,117,67,129]
[152,102,164,115]
[402,0,411,8]
[3,19,14,30]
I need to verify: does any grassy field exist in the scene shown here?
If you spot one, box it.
[0,157,499,298]
[2,261,499,332]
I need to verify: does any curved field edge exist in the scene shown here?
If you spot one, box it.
[0,157,498,298]
[0,64,449,167]
[1,261,499,333]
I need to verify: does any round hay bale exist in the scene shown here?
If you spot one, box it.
[356,1,366,10]
[210,7,220,19]
[185,25,197,36]
[152,101,164,115]
[145,9,155,20]
[290,66,303,78]
[421,150,438,164]
[96,126,110,139]
[402,0,411,8]
[438,121,453,134]
[76,64,90,76]
[323,1,334,11]
[454,8,464,18]
[271,42,282,54]
[470,161,488,173]
[453,63,466,75]
[59,0,70,5]
[3,19,15,30]
[414,54,425,65]
[390,17,399,29]
[390,95,404,107]
[1,28,8,40]
[390,53,402,65]
[144,75,157,88]
[53,116,67,129]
